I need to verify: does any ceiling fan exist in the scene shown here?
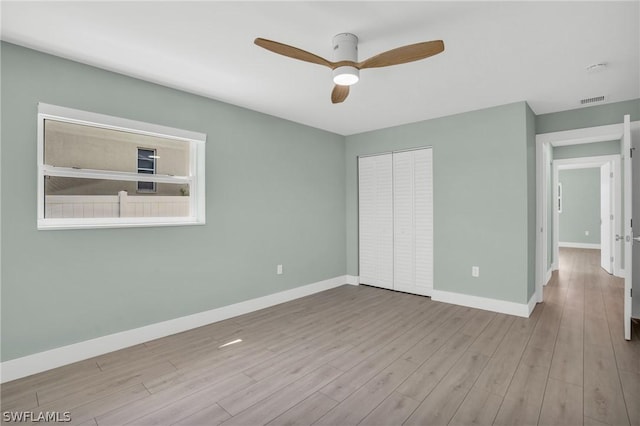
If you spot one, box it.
[254,33,444,104]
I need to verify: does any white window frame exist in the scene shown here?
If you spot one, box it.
[37,103,206,230]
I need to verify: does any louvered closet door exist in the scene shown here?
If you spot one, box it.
[358,154,393,289]
[393,148,433,296]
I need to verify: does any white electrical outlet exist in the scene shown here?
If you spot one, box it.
[585,230,589,236]
[472,266,480,277]
[277,264,283,275]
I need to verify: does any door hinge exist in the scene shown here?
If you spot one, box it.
[611,256,614,262]
[611,214,614,220]
[610,172,614,178]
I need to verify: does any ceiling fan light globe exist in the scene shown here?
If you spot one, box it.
[333,66,359,86]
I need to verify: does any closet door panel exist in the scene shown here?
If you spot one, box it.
[358,154,393,289]
[393,148,433,296]
[393,151,415,293]
[414,148,433,295]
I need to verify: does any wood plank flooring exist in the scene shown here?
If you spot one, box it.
[2,248,637,425]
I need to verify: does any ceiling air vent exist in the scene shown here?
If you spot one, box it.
[580,95,606,105]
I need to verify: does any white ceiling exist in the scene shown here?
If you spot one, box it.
[1,1,638,135]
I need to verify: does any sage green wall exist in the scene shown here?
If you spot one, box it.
[537,99,640,134]
[553,140,620,160]
[345,102,533,304]
[0,42,346,362]
[558,168,601,245]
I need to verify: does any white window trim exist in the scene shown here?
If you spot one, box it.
[37,103,206,230]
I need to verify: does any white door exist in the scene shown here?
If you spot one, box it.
[600,163,613,274]
[358,154,393,290]
[393,148,433,296]
[622,115,633,340]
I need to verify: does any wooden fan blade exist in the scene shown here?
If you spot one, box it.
[331,85,349,104]
[359,40,444,69]
[254,38,334,68]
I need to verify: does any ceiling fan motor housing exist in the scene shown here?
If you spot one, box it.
[332,33,359,85]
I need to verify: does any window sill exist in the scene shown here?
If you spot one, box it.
[37,217,205,231]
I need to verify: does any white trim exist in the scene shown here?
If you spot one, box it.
[431,289,535,318]
[622,115,632,340]
[558,242,601,249]
[0,275,349,383]
[527,293,538,316]
[545,268,552,286]
[37,216,203,231]
[536,138,549,303]
[346,275,360,285]
[536,123,623,147]
[41,166,191,184]
[37,103,206,230]
[554,155,621,168]
[357,145,434,159]
[37,103,206,142]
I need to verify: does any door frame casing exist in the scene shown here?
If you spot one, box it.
[622,114,633,340]
[536,123,626,303]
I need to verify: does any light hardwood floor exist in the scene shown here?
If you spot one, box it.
[2,248,638,425]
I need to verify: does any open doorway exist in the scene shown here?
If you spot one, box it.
[536,119,639,341]
[552,155,622,277]
[536,123,627,303]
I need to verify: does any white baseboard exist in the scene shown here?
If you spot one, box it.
[431,289,535,318]
[558,242,600,249]
[346,275,360,285]
[0,275,349,383]
[545,268,552,286]
[528,293,538,315]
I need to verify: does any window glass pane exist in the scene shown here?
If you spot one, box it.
[138,159,155,170]
[138,149,156,173]
[44,120,189,175]
[45,176,190,218]
[137,181,156,192]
